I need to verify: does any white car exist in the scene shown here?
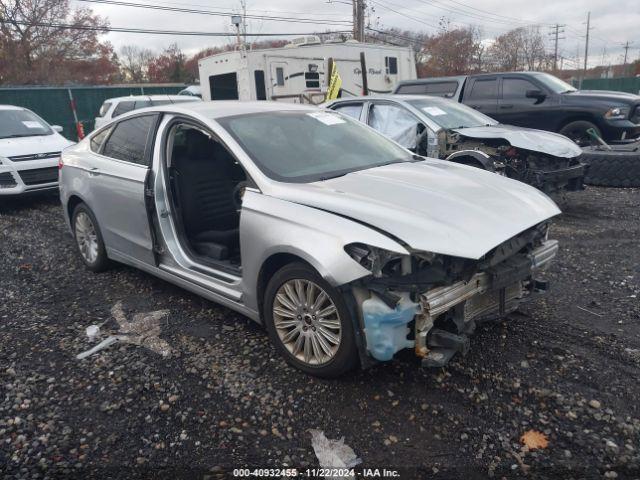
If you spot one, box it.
[0,105,74,196]
[94,95,201,130]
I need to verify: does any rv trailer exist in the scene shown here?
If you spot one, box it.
[197,36,417,103]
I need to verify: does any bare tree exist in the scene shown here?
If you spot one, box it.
[119,45,155,83]
[486,26,553,72]
[420,25,482,76]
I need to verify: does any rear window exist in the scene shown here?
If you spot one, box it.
[332,103,363,120]
[90,126,112,153]
[101,115,156,165]
[467,78,498,99]
[396,81,459,97]
[98,102,112,117]
[112,101,135,118]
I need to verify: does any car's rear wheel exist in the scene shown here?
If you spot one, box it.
[263,263,359,377]
[559,120,601,146]
[72,203,109,272]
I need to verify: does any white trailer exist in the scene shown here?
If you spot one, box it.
[197,37,417,103]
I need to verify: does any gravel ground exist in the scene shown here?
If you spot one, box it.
[1,187,639,479]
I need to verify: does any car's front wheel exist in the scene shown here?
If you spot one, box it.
[72,203,110,272]
[263,263,359,377]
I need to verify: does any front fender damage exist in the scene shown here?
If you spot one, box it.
[346,225,559,368]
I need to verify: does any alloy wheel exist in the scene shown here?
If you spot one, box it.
[272,279,342,366]
[75,212,99,264]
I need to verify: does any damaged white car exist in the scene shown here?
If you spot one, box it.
[326,95,587,194]
[59,102,560,377]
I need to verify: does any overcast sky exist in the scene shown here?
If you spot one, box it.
[72,0,640,68]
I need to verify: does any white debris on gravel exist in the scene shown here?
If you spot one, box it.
[76,301,172,359]
[310,429,361,479]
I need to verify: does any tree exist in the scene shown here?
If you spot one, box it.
[0,0,117,84]
[486,26,552,72]
[119,45,154,83]
[419,25,482,76]
[147,43,188,83]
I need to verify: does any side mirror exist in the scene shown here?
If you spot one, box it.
[416,123,430,156]
[525,90,546,103]
[52,125,63,133]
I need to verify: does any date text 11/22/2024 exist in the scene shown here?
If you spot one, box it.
[232,468,401,478]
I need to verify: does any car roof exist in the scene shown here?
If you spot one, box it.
[329,94,451,103]
[104,94,200,103]
[0,104,26,111]
[113,100,319,121]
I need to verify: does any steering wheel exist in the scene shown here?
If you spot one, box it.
[233,181,248,211]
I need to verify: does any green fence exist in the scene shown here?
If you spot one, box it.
[578,77,640,95]
[0,84,185,141]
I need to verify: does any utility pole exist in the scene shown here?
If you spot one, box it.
[352,0,366,42]
[548,24,565,71]
[581,11,591,89]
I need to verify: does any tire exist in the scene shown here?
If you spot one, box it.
[559,120,601,146]
[72,203,110,272]
[263,262,359,377]
[582,146,640,187]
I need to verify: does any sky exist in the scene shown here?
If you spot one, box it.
[71,0,640,69]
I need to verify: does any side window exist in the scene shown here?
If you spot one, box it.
[89,126,112,153]
[368,103,418,149]
[502,78,539,98]
[101,115,156,165]
[426,82,459,97]
[98,102,112,117]
[112,101,135,118]
[468,78,498,99]
[385,56,398,75]
[333,103,363,121]
[275,67,285,86]
[134,99,152,110]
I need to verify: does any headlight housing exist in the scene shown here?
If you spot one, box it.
[344,243,407,277]
[604,106,629,120]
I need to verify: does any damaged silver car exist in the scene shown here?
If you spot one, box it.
[59,101,560,377]
[326,95,587,193]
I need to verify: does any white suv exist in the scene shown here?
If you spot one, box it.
[0,105,74,196]
[94,95,201,130]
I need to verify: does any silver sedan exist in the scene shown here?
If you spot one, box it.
[59,101,560,377]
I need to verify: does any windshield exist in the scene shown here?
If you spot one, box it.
[533,72,577,93]
[0,109,52,139]
[218,110,415,183]
[406,98,498,129]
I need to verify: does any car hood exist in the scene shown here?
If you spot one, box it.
[451,124,583,158]
[563,89,640,104]
[271,160,561,260]
[0,134,74,158]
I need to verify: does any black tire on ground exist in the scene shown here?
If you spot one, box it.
[263,262,359,378]
[582,146,640,187]
[559,120,601,146]
[71,203,110,272]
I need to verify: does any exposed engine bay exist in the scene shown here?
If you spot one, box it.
[348,221,558,368]
[430,130,587,193]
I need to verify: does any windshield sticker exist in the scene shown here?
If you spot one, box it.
[307,112,346,125]
[422,107,447,116]
[22,121,44,129]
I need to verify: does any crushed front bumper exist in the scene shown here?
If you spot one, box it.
[536,163,587,192]
[360,240,559,367]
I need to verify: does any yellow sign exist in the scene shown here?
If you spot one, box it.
[325,61,342,101]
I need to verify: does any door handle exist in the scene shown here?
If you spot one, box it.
[499,104,514,109]
[88,166,101,176]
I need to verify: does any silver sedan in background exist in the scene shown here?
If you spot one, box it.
[59,101,560,377]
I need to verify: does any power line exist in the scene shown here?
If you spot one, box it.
[0,18,351,37]
[75,0,353,26]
